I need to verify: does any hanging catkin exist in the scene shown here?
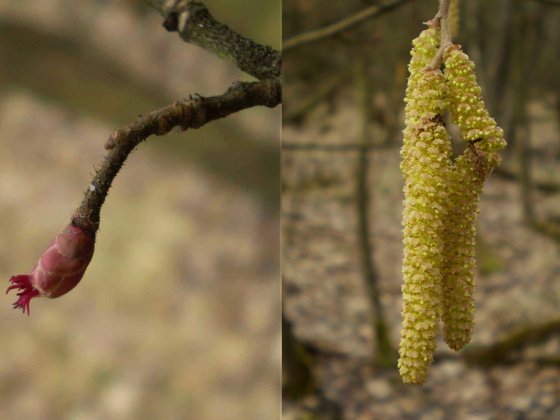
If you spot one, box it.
[399,2,507,383]
[398,23,453,385]
[439,45,506,351]
[439,148,492,350]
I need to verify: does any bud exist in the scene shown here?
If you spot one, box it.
[6,224,95,315]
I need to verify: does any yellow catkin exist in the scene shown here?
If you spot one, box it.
[399,66,452,384]
[440,147,494,350]
[440,45,506,351]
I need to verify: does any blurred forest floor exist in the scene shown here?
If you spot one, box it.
[0,1,280,419]
[282,91,560,419]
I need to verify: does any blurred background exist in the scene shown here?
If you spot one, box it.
[0,1,280,419]
[283,0,560,418]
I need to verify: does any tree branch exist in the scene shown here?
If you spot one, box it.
[354,58,396,367]
[144,0,281,80]
[283,0,415,53]
[462,319,560,366]
[70,2,282,234]
[72,78,281,234]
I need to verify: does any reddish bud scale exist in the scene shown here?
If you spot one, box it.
[6,224,95,315]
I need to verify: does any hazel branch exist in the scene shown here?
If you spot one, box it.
[144,0,281,80]
[72,78,281,234]
[429,0,453,70]
[6,2,281,315]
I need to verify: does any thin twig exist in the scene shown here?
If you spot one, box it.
[72,78,281,234]
[429,0,453,69]
[283,0,415,53]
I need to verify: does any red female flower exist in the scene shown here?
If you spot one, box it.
[6,224,95,315]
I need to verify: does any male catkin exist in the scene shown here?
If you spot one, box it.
[439,45,506,350]
[399,23,506,383]
[398,23,452,384]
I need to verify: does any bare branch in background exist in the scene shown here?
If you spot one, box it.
[462,319,560,366]
[354,58,396,367]
[511,0,535,224]
[283,0,414,52]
